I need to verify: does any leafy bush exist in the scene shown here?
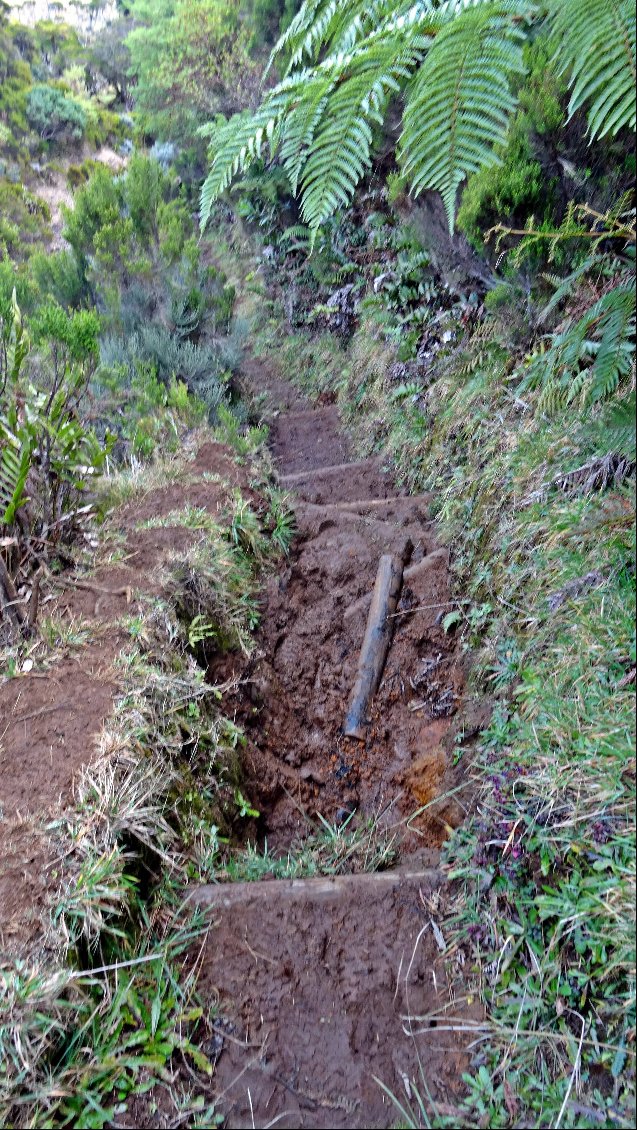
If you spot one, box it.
[457,129,550,248]
[66,158,102,189]
[91,360,206,459]
[29,249,85,310]
[1,294,109,637]
[99,326,228,415]
[61,155,237,411]
[26,83,86,143]
[127,0,262,145]
[0,179,51,261]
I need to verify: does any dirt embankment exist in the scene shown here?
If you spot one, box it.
[0,439,252,956]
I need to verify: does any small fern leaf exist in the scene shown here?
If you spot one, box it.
[548,0,636,138]
[0,432,33,525]
[585,283,636,406]
[603,393,636,460]
[400,5,527,231]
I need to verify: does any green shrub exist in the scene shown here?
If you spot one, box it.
[66,158,102,189]
[0,179,51,261]
[26,83,86,143]
[456,36,568,252]
[457,127,550,247]
[28,249,84,310]
[99,326,227,414]
[91,360,206,459]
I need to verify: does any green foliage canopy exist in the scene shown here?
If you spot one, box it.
[200,0,636,238]
[126,0,262,142]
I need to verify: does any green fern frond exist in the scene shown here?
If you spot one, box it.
[280,224,312,243]
[203,0,636,237]
[271,0,416,74]
[199,87,299,229]
[294,34,427,235]
[538,257,598,325]
[270,0,337,72]
[584,283,636,406]
[400,5,527,230]
[602,392,636,460]
[279,72,338,194]
[522,278,636,414]
[548,0,636,138]
[0,431,33,525]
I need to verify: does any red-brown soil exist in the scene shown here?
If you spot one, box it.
[214,357,473,852]
[196,871,480,1129]
[1,355,479,1126]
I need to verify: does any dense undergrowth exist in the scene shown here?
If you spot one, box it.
[217,200,635,1124]
[0,5,303,1126]
[1,1,635,1128]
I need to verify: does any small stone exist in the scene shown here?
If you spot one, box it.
[299,765,326,785]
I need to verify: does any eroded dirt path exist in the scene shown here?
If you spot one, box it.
[202,354,481,1127]
[218,356,473,853]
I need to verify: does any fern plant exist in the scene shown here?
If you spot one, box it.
[1,291,34,526]
[201,0,636,238]
[521,277,636,413]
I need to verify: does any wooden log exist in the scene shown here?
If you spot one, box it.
[343,539,412,740]
[293,501,404,542]
[278,456,380,486]
[343,547,448,623]
[191,867,442,909]
[331,494,431,515]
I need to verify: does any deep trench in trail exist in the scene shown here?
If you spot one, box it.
[218,354,475,854]
[195,356,483,1129]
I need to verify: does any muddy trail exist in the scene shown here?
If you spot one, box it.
[201,356,483,1128]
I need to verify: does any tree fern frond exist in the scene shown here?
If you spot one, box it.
[270,0,342,73]
[522,279,636,413]
[203,0,635,237]
[548,0,636,138]
[400,5,527,230]
[199,84,301,228]
[295,35,427,236]
[584,283,636,406]
[279,72,338,194]
[323,0,420,55]
[538,256,598,325]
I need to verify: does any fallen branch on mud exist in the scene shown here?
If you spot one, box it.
[344,547,448,623]
[343,538,412,740]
